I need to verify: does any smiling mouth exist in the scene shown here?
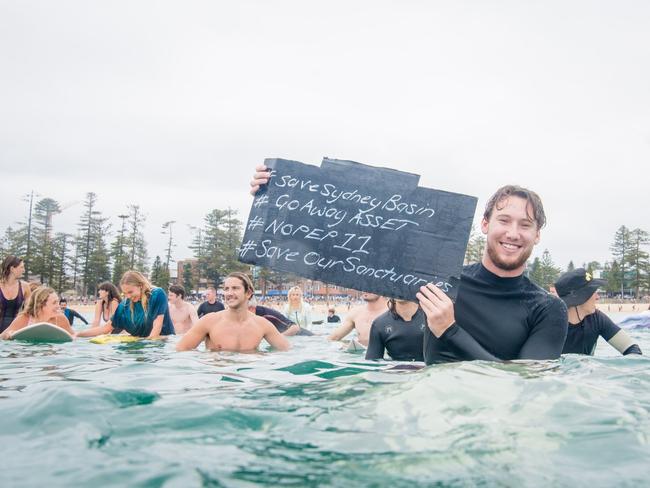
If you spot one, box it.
[500,242,521,252]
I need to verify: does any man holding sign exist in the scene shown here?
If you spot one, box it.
[250,166,567,364]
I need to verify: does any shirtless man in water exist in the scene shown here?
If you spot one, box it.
[176,272,290,352]
[168,285,199,334]
[328,292,388,346]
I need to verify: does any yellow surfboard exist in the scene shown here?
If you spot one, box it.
[90,335,140,344]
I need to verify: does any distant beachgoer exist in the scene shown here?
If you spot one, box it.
[366,299,426,361]
[328,292,388,346]
[0,286,73,340]
[91,282,121,328]
[326,307,341,323]
[176,272,290,352]
[59,297,88,326]
[197,286,225,317]
[555,269,641,356]
[77,271,175,338]
[283,286,313,330]
[168,284,199,334]
[0,256,32,334]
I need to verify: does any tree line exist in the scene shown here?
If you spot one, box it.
[0,192,248,296]
[465,224,650,298]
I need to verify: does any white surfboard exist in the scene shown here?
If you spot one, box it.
[11,322,73,343]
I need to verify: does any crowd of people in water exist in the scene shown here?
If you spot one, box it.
[0,168,644,363]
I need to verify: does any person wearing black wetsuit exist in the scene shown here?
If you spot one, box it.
[327,308,341,323]
[418,186,568,364]
[366,299,425,361]
[555,268,641,356]
[197,287,225,317]
[249,302,314,336]
[59,298,89,326]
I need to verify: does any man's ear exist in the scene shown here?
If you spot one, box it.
[480,217,489,235]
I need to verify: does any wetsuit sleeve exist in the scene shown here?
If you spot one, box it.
[197,303,206,318]
[72,309,88,324]
[148,288,169,319]
[257,306,293,333]
[438,324,500,361]
[365,321,386,360]
[596,312,642,355]
[111,303,125,334]
[517,297,567,360]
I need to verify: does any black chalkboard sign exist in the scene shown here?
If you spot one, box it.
[239,158,477,301]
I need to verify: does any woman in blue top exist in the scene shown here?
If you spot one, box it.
[77,270,175,338]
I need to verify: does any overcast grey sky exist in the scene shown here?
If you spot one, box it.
[1,0,649,271]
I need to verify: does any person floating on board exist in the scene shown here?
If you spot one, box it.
[197,286,225,317]
[417,185,568,363]
[91,282,121,328]
[176,272,290,353]
[554,268,642,356]
[326,307,341,323]
[0,255,32,334]
[77,271,175,339]
[282,286,313,331]
[328,292,388,347]
[168,285,199,334]
[248,296,312,336]
[0,286,73,340]
[366,298,425,361]
[59,298,88,326]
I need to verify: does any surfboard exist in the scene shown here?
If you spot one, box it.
[11,322,73,343]
[90,335,140,344]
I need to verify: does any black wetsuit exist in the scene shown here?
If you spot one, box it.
[327,314,341,323]
[255,305,313,336]
[423,263,568,364]
[197,300,225,317]
[0,284,24,333]
[563,310,642,355]
[63,308,88,326]
[366,309,426,361]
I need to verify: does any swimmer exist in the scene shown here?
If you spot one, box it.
[0,286,73,340]
[168,285,199,334]
[0,256,32,334]
[366,298,426,361]
[328,292,388,346]
[555,269,642,355]
[77,271,175,338]
[59,297,88,326]
[176,272,290,352]
[416,185,567,363]
[326,307,341,323]
[282,286,313,330]
[91,282,120,328]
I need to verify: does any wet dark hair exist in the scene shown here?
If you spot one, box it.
[483,185,546,229]
[98,281,121,306]
[59,297,67,304]
[226,272,255,296]
[1,255,23,282]
[169,284,186,299]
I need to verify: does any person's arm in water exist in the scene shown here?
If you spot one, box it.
[76,321,114,337]
[176,317,210,351]
[595,311,642,355]
[261,318,290,351]
[54,313,75,335]
[70,309,88,325]
[148,315,164,339]
[282,323,301,336]
[365,320,386,360]
[328,311,356,341]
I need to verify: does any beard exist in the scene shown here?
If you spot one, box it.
[486,240,533,272]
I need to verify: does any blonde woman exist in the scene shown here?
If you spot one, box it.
[77,271,175,338]
[0,286,73,340]
[91,282,121,328]
[282,286,313,330]
[0,255,32,334]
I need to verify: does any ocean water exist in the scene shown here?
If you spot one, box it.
[1,313,649,488]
